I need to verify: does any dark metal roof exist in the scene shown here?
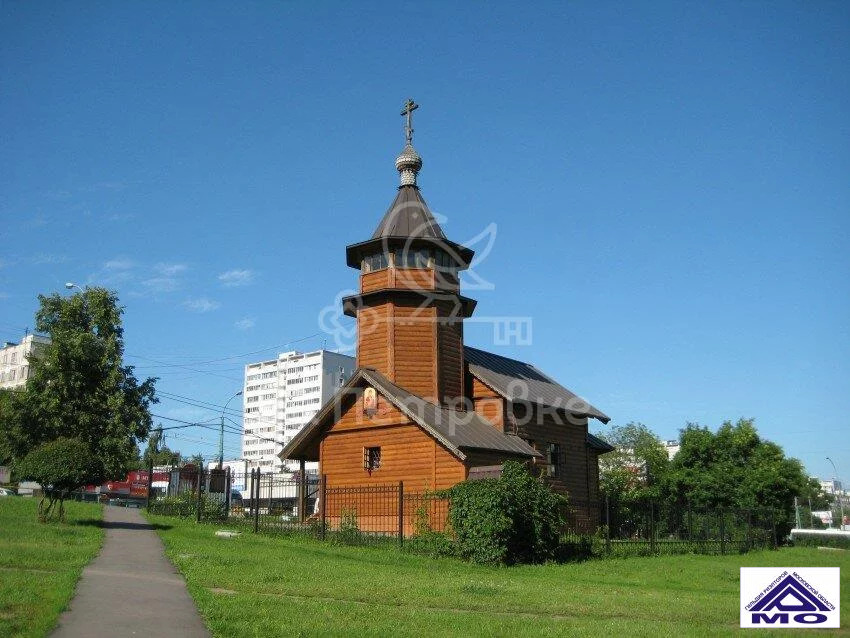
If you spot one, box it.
[341,289,477,318]
[279,367,541,462]
[586,432,615,452]
[372,185,445,239]
[345,186,475,269]
[464,346,610,423]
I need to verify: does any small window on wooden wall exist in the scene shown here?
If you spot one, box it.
[364,446,381,472]
[546,443,561,477]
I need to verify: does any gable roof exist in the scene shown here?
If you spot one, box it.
[279,367,541,463]
[464,346,610,423]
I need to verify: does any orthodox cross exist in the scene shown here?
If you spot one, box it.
[401,98,418,145]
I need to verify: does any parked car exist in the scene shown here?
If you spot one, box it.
[0,487,18,497]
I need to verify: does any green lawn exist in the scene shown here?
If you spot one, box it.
[0,498,104,638]
[147,513,850,637]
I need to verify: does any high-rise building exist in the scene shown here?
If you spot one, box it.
[242,349,354,472]
[0,334,50,390]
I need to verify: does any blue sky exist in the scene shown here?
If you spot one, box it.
[1,2,848,480]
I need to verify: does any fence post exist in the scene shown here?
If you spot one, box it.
[794,496,801,530]
[320,474,327,541]
[224,467,231,520]
[398,481,404,549]
[687,504,693,542]
[649,501,656,555]
[719,508,726,555]
[145,460,153,510]
[195,469,203,524]
[253,469,260,534]
[746,509,752,552]
[298,460,306,523]
[604,493,611,556]
[268,473,274,515]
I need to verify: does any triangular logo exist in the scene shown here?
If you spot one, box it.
[750,574,831,612]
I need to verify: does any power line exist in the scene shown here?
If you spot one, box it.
[126,331,323,369]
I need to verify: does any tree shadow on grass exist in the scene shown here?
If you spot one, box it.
[75,518,173,531]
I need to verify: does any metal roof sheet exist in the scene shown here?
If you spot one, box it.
[371,185,446,239]
[464,346,610,423]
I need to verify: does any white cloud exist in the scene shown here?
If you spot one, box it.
[155,263,187,276]
[142,277,181,293]
[32,253,68,265]
[183,297,220,313]
[104,258,135,270]
[218,269,254,287]
[234,317,255,331]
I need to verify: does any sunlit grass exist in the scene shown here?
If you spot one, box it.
[147,512,849,637]
[0,498,103,638]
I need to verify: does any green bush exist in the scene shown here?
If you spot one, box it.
[16,437,103,521]
[332,507,363,545]
[791,532,850,550]
[447,461,566,565]
[148,492,226,519]
[406,530,457,558]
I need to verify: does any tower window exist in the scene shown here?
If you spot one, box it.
[362,253,388,272]
[364,446,381,472]
[395,248,430,269]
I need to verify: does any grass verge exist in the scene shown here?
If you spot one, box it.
[147,512,849,637]
[0,498,104,638]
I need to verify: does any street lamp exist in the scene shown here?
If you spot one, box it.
[219,390,243,469]
[826,457,845,531]
[65,282,83,292]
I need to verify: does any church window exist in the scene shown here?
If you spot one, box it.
[364,446,381,472]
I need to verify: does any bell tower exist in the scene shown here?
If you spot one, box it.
[343,100,476,407]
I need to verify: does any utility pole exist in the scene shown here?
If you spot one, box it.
[826,457,845,531]
[219,390,243,469]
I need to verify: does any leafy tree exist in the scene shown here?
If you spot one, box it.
[16,437,102,521]
[598,422,669,499]
[0,389,13,466]
[186,453,206,469]
[597,422,669,537]
[1,288,157,486]
[665,418,811,516]
[142,426,181,467]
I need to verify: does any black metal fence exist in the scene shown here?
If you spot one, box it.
[146,468,449,547]
[146,468,784,555]
[563,495,784,557]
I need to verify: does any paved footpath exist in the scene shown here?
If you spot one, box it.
[52,504,210,637]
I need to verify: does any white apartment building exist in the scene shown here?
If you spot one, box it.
[0,335,51,390]
[242,349,354,473]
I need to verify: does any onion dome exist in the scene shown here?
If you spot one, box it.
[395,143,423,186]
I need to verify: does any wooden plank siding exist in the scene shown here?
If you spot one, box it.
[391,304,437,402]
[356,301,390,375]
[360,270,391,293]
[508,403,600,528]
[436,310,464,406]
[319,390,465,491]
